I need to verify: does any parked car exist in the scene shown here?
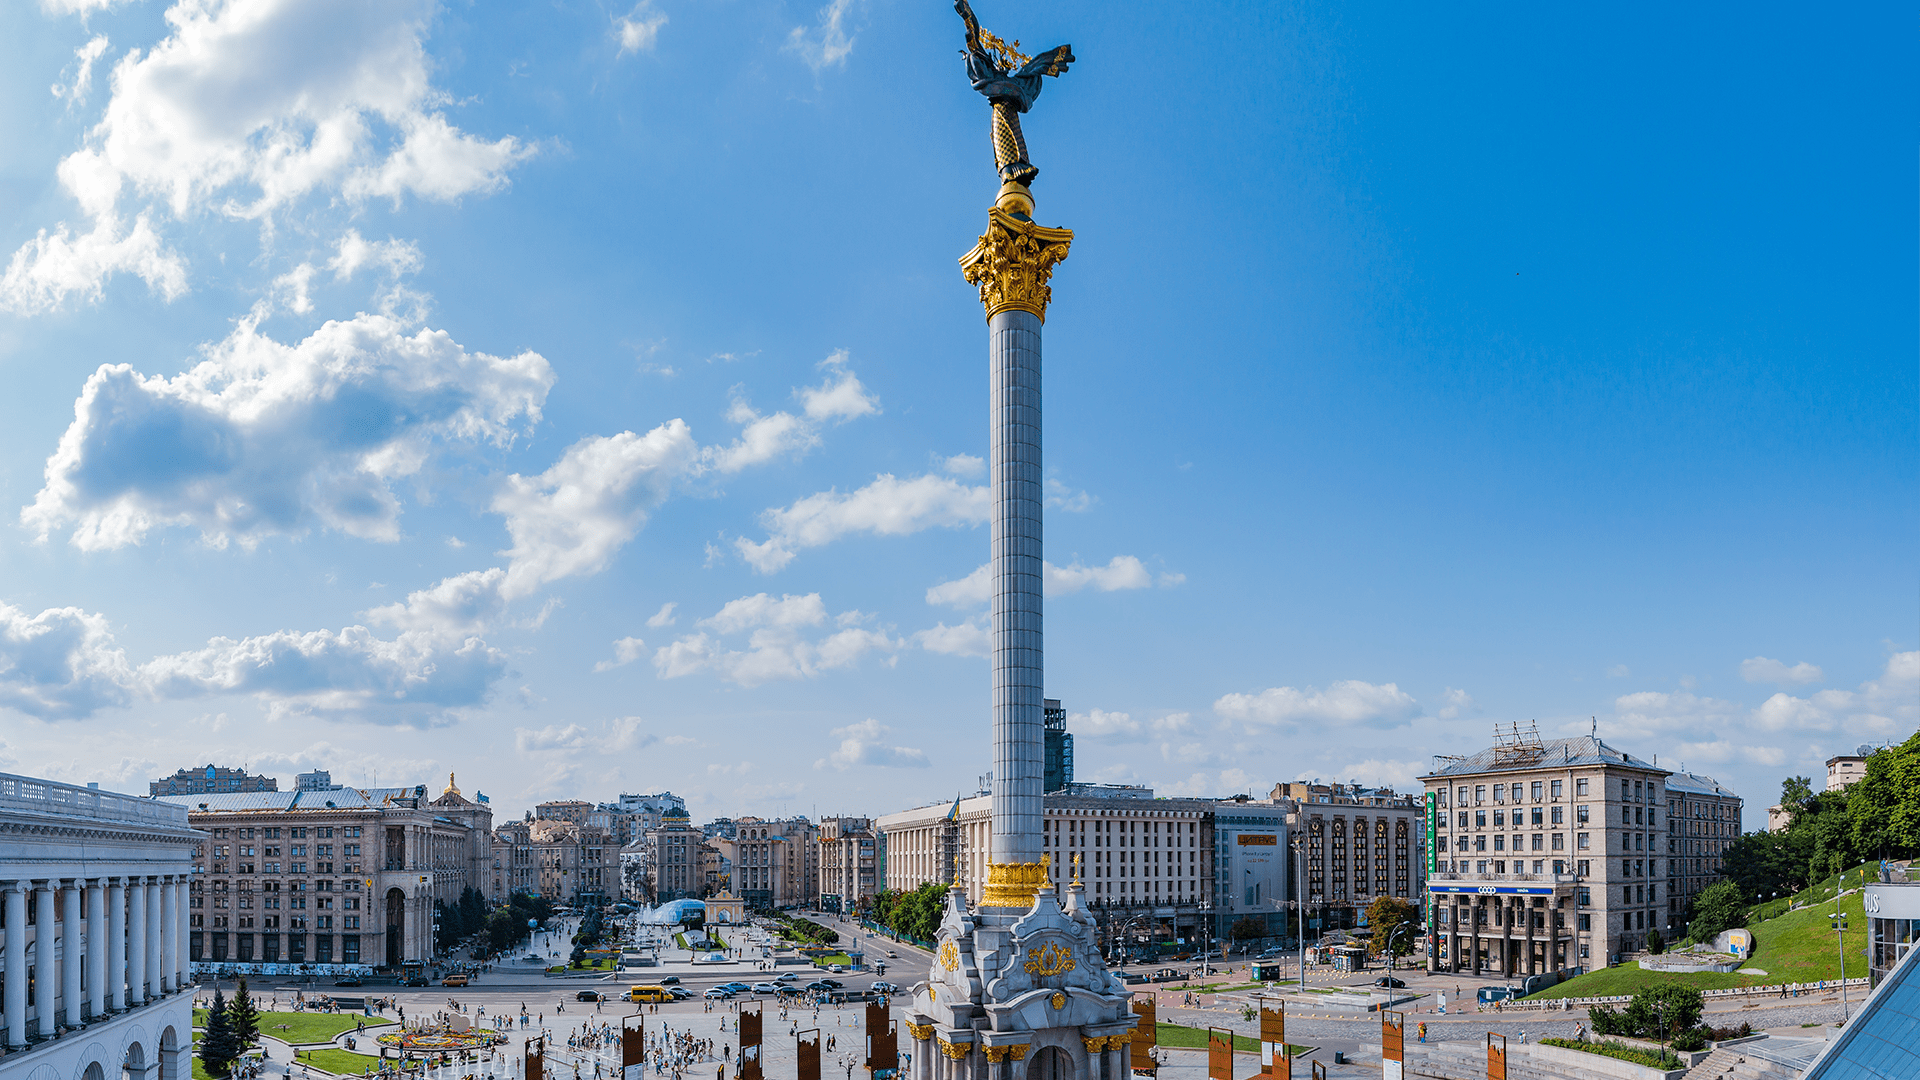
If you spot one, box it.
[667,988,692,1000]
[523,955,543,963]
[775,973,800,982]
[576,990,605,1002]
[1373,977,1406,989]
[719,982,752,993]
[334,976,363,987]
[403,976,430,987]
[816,979,843,989]
[871,982,900,994]
[804,981,836,993]
[660,976,681,985]
[704,988,735,1000]
[828,964,845,974]
[751,983,782,994]
[442,974,470,987]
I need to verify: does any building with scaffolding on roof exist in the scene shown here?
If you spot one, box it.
[1420,723,1681,977]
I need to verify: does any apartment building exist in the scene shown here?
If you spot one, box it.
[1267,782,1425,936]
[492,816,613,904]
[1664,770,1742,920]
[817,816,879,912]
[1828,750,1874,793]
[150,764,278,797]
[646,810,708,901]
[160,775,492,969]
[722,816,817,909]
[1421,730,1670,977]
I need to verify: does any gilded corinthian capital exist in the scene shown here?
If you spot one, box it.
[960,205,1072,322]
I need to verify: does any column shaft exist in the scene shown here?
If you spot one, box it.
[106,880,126,1011]
[61,882,83,1027]
[126,879,146,1005]
[988,307,1044,869]
[145,881,162,998]
[176,880,191,988]
[4,884,25,1048]
[34,882,56,1036]
[161,879,178,993]
[86,880,105,1020]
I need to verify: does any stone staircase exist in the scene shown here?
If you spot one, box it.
[1683,1044,1802,1080]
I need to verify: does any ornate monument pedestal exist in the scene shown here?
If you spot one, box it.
[908,10,1136,1079]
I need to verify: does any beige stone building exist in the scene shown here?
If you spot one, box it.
[1663,770,1742,923]
[1268,782,1424,933]
[162,775,492,968]
[817,816,878,912]
[720,816,816,909]
[1827,751,1872,792]
[1421,731,1672,977]
[490,816,613,904]
[645,810,707,901]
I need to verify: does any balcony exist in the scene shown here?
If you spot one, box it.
[1429,871,1579,885]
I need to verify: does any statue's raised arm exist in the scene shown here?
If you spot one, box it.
[954,0,1074,189]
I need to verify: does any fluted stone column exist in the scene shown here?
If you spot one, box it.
[176,879,191,988]
[86,879,105,1020]
[161,877,178,993]
[34,881,56,1036]
[126,878,146,1005]
[61,881,83,1027]
[4,882,25,1048]
[145,880,162,998]
[989,305,1044,871]
[106,878,126,1011]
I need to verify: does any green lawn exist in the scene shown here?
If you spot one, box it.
[195,1010,392,1045]
[547,958,618,972]
[1745,862,1877,925]
[812,953,853,967]
[292,1048,385,1076]
[1152,1023,1309,1057]
[1528,890,1867,1000]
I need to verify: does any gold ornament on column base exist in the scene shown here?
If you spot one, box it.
[959,198,1072,323]
[981,855,1051,907]
[1082,1037,1109,1054]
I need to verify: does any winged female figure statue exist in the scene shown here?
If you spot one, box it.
[955,0,1074,188]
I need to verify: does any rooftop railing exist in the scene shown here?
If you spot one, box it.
[0,772,190,828]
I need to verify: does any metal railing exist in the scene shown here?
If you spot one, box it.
[0,772,189,827]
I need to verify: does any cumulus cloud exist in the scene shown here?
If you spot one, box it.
[785,0,856,71]
[645,602,678,628]
[365,569,508,637]
[1748,651,1917,736]
[23,312,553,551]
[50,35,112,106]
[328,230,423,282]
[4,0,533,311]
[926,557,1164,606]
[593,637,648,672]
[1437,687,1474,720]
[1606,689,1745,741]
[1074,709,1141,738]
[815,719,928,770]
[704,356,879,478]
[492,422,698,599]
[614,3,667,55]
[652,593,900,687]
[516,723,590,752]
[1340,759,1424,789]
[943,454,984,478]
[740,473,988,573]
[0,602,135,719]
[1045,478,1092,512]
[1214,679,1420,730]
[912,619,989,658]
[1740,656,1825,686]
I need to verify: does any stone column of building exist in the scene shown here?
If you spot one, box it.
[86,877,106,1020]
[161,876,179,993]
[126,877,147,1005]
[33,880,57,1036]
[147,879,164,996]
[106,877,126,1011]
[3,882,25,1048]
[987,304,1044,873]
[176,878,191,988]
[1525,899,1538,976]
[61,880,84,1026]
[1105,1038,1126,1080]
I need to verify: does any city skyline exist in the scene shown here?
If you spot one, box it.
[0,1,1912,825]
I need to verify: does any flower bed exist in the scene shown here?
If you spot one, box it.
[1540,1038,1681,1071]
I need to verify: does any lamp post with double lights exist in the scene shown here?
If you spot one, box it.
[1831,911,1850,1023]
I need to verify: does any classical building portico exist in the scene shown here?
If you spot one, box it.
[0,772,199,1080]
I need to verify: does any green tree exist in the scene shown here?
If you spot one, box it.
[1364,896,1420,957]
[1644,928,1664,955]
[228,977,260,1048]
[1229,916,1267,942]
[1724,828,1814,902]
[1779,776,1814,816]
[1621,984,1703,1040]
[1686,881,1746,943]
[884,882,946,943]
[1846,732,1920,864]
[200,987,241,1078]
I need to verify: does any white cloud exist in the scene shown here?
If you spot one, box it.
[1607,689,1744,741]
[0,602,135,719]
[926,565,990,607]
[1073,709,1141,738]
[1740,656,1825,686]
[614,3,667,55]
[1339,759,1423,789]
[270,261,316,314]
[1437,687,1474,720]
[6,0,533,310]
[328,230,423,282]
[785,0,856,71]
[492,421,698,599]
[1747,651,1917,736]
[943,454,984,478]
[1045,478,1092,512]
[1607,664,1631,678]
[516,723,590,752]
[1214,679,1420,730]
[912,619,989,658]
[740,473,988,573]
[364,568,507,638]
[652,593,899,687]
[645,602,678,628]
[925,556,1160,606]
[24,312,553,551]
[39,0,132,15]
[593,637,648,673]
[798,352,878,422]
[50,35,111,106]
[1158,768,1255,799]
[814,719,928,770]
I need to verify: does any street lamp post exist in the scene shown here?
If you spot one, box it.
[1831,911,1850,1023]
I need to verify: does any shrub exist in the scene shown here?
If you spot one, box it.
[1645,929,1664,954]
[1670,1029,1706,1051]
[1702,1021,1752,1042]
[1541,1038,1682,1070]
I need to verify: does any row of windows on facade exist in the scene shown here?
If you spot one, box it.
[1440,777,1670,806]
[1042,819,1201,846]
[190,932,363,963]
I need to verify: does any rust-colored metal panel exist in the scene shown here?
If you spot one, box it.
[1260,999,1287,1080]
[1208,1028,1232,1080]
[867,1002,898,1078]
[1486,1033,1507,1080]
[1381,1011,1404,1080]
[622,1016,646,1080]
[525,1037,545,1080]
[1309,1061,1325,1080]
[741,1002,764,1080]
[798,1028,822,1080]
[1131,994,1157,1075]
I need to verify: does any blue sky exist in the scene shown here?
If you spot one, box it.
[0,0,1912,826]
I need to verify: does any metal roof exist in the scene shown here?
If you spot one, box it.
[1420,735,1670,780]
[1663,769,1739,799]
[155,786,426,813]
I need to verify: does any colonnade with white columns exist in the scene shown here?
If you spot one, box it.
[2,874,191,1048]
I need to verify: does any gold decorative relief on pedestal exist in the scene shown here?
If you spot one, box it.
[959,203,1073,322]
[982,855,1050,907]
[907,1023,935,1041]
[1082,1037,1108,1054]
[1024,940,1076,977]
[1007,1045,1030,1061]
[984,1047,1010,1064]
[1049,991,1066,1010]
[938,940,960,971]
[939,1041,973,1061]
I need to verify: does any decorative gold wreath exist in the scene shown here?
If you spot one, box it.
[1023,940,1075,977]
